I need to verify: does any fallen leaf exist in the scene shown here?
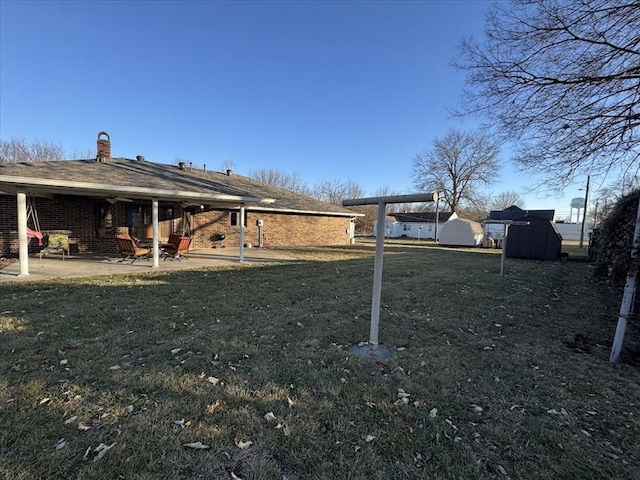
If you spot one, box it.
[471,404,483,414]
[39,397,52,405]
[276,422,291,436]
[60,359,68,365]
[183,441,210,449]
[174,419,186,428]
[171,348,181,354]
[77,423,91,431]
[364,434,376,442]
[231,472,243,480]
[125,405,134,414]
[206,400,222,414]
[235,440,253,449]
[64,415,78,425]
[169,322,176,330]
[429,408,438,418]
[108,365,121,370]
[264,412,277,422]
[547,408,568,415]
[207,376,220,386]
[93,442,116,461]
[287,397,295,408]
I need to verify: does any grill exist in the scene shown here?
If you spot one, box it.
[211,233,226,248]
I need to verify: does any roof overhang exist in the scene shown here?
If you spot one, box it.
[0,175,276,206]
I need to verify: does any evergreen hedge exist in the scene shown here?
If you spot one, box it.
[592,189,640,286]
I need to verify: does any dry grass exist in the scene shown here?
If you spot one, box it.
[1,243,638,479]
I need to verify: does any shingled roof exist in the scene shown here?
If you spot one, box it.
[0,158,357,217]
[487,205,554,222]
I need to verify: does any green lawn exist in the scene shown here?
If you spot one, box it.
[1,243,638,479]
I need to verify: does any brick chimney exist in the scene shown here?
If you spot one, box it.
[96,131,111,162]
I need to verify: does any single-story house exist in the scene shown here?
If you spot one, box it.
[439,218,484,247]
[373,211,456,239]
[0,132,361,275]
[505,215,563,260]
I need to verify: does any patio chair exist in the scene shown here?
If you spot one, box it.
[163,234,191,261]
[115,234,150,263]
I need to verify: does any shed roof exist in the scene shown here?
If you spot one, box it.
[388,211,455,223]
[488,205,555,222]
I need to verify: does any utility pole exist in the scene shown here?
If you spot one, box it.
[580,175,590,249]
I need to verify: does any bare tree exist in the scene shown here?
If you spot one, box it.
[249,168,311,195]
[412,129,500,212]
[455,0,640,188]
[491,191,526,210]
[311,179,365,205]
[221,159,236,172]
[0,137,65,163]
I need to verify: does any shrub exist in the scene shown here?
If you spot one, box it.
[593,189,640,286]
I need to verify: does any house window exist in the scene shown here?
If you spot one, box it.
[96,202,113,239]
[125,205,175,240]
[403,224,412,231]
[230,211,247,227]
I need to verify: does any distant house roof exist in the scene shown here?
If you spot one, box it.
[487,205,555,222]
[0,158,358,217]
[388,211,455,223]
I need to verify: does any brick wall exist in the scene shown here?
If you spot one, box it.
[0,196,354,255]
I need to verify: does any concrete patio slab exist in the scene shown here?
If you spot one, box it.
[0,248,297,283]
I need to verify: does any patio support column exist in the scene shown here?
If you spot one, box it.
[17,190,30,276]
[239,205,245,263]
[152,198,159,268]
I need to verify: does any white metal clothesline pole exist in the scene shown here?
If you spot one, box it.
[343,193,438,352]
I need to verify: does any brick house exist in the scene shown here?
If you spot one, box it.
[0,133,359,261]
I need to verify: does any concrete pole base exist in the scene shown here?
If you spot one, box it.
[348,343,392,363]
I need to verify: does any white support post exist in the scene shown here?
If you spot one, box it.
[17,191,30,276]
[152,199,159,268]
[239,206,245,263]
[369,201,387,346]
[609,194,640,363]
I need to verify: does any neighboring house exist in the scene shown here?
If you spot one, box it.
[505,215,563,260]
[484,205,555,243]
[373,211,456,239]
[0,132,360,260]
[439,218,484,247]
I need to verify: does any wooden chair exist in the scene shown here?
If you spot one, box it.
[163,234,191,261]
[115,234,150,263]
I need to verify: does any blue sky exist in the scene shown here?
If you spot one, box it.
[1,0,585,217]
